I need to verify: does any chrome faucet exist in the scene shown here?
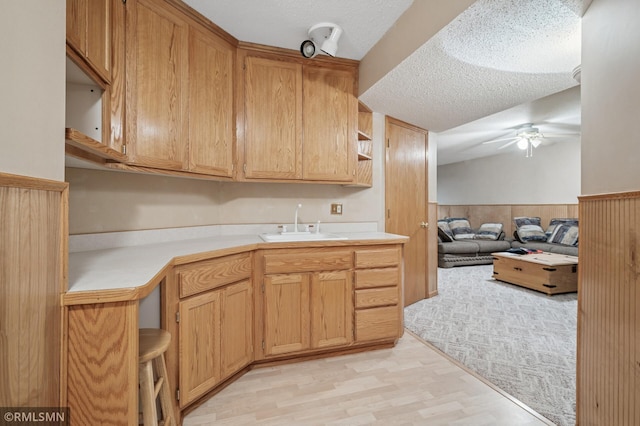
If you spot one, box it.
[294,203,302,233]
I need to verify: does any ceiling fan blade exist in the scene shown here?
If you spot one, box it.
[481,136,517,145]
[542,132,580,137]
[497,139,519,150]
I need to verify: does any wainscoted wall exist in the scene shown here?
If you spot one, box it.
[0,173,68,407]
[437,204,578,237]
[577,191,640,425]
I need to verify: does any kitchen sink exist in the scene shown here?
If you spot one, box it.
[259,232,348,242]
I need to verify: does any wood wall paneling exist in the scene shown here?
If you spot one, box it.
[577,192,640,426]
[438,204,579,237]
[0,173,67,407]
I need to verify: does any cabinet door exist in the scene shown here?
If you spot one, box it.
[179,290,221,407]
[67,0,111,81]
[66,0,87,55]
[188,26,234,177]
[243,56,303,180]
[302,66,357,182]
[263,273,310,356]
[220,280,253,378]
[126,0,188,171]
[86,0,111,80]
[310,271,353,349]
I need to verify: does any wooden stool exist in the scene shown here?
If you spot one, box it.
[139,328,175,426]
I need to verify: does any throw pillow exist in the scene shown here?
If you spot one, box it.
[474,223,503,240]
[437,220,455,242]
[515,224,548,242]
[513,216,542,228]
[548,224,579,246]
[545,218,579,239]
[447,218,475,240]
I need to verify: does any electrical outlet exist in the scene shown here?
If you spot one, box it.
[330,203,343,215]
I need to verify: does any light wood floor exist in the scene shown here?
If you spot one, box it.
[183,331,552,425]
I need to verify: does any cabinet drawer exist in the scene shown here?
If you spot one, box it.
[178,253,252,298]
[355,306,400,342]
[355,268,399,289]
[355,287,398,309]
[263,251,352,274]
[354,247,400,269]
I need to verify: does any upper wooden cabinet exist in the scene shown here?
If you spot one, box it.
[242,55,303,180]
[239,49,358,184]
[125,0,189,171]
[187,26,235,177]
[124,0,235,175]
[66,0,111,82]
[302,66,357,182]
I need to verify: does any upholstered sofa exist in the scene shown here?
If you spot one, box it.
[437,217,578,268]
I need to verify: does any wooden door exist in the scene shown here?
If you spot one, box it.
[263,273,310,356]
[126,0,188,171]
[243,55,303,180]
[385,117,428,306]
[302,66,357,182]
[179,290,221,407]
[66,0,87,56]
[310,271,353,349]
[220,280,253,378]
[188,25,234,177]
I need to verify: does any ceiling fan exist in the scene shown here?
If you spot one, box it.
[481,123,579,157]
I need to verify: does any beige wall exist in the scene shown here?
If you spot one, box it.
[437,139,581,205]
[0,1,65,181]
[581,0,640,194]
[67,113,387,234]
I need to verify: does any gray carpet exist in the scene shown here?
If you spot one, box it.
[404,265,576,426]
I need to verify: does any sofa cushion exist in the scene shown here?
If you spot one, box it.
[437,220,455,242]
[438,240,480,255]
[447,218,475,240]
[474,223,503,240]
[473,239,511,253]
[545,218,579,239]
[548,224,579,246]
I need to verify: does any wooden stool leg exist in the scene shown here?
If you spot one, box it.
[153,354,175,426]
[139,361,158,426]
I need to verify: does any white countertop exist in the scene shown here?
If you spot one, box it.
[68,232,407,294]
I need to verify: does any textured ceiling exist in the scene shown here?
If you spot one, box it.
[359,0,582,133]
[184,0,583,165]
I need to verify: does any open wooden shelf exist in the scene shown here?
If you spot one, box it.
[65,128,127,162]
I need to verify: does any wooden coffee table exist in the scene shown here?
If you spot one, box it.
[492,251,578,295]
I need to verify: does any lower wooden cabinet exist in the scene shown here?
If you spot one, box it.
[262,269,353,357]
[353,248,403,343]
[178,279,252,407]
[163,243,402,415]
[172,253,253,409]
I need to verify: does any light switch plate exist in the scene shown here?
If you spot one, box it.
[331,203,343,215]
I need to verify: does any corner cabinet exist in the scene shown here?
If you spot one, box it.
[172,253,253,408]
[238,48,358,184]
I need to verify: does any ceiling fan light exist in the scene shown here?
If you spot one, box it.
[531,138,542,148]
[517,138,528,150]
